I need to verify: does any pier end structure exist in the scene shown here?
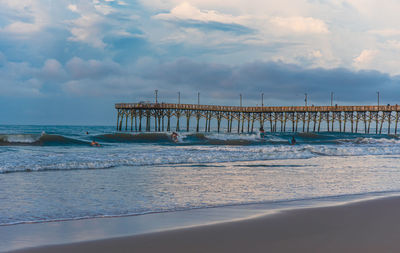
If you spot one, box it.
[115,103,400,134]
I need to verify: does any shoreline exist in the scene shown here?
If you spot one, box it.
[4,195,400,252]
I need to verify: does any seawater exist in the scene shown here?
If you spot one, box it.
[1,125,400,226]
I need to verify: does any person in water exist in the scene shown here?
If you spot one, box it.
[259,127,265,138]
[171,132,179,142]
[290,136,296,145]
[91,140,100,147]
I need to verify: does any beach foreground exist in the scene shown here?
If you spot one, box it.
[9,196,400,253]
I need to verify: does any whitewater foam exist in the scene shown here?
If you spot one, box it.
[0,134,42,143]
[3,141,400,173]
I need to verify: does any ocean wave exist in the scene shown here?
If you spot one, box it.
[336,137,400,145]
[95,132,287,145]
[4,141,400,174]
[0,133,89,146]
[1,131,400,147]
[95,132,172,143]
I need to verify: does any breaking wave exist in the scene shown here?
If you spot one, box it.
[1,131,400,147]
[0,133,89,146]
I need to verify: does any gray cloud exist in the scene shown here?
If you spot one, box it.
[134,59,400,105]
[2,56,399,107]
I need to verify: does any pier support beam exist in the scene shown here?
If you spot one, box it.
[167,111,171,132]
[237,113,241,133]
[176,111,180,132]
[217,113,222,133]
[116,110,120,131]
[251,113,255,133]
[355,112,360,133]
[130,111,134,131]
[119,113,123,131]
[139,111,142,132]
[196,112,200,132]
[186,111,191,132]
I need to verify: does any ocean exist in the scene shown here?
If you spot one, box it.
[1,125,400,227]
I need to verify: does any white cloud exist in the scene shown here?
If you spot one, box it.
[68,13,107,48]
[353,49,378,69]
[0,0,49,37]
[154,2,247,25]
[68,4,78,13]
[368,29,400,37]
[310,50,322,58]
[2,22,43,35]
[270,16,329,34]
[94,3,115,15]
[65,0,138,48]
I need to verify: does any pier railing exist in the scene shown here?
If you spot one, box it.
[115,103,400,134]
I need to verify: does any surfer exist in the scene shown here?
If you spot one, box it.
[171,132,179,143]
[91,140,100,147]
[289,136,296,145]
[259,127,265,138]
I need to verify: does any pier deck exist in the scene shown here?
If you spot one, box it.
[115,103,400,134]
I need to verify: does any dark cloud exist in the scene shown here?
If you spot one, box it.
[2,56,398,105]
[135,59,400,105]
[2,56,399,124]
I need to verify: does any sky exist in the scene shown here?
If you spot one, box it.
[1,0,400,125]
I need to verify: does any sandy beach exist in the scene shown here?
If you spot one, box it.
[7,196,400,253]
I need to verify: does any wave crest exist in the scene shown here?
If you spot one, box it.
[0,133,88,146]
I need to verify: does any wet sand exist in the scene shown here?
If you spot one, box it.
[7,196,400,253]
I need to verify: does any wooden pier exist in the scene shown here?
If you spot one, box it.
[115,103,400,134]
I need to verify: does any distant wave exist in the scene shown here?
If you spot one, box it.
[94,132,283,145]
[336,136,400,145]
[95,133,172,143]
[0,133,89,146]
[1,131,400,147]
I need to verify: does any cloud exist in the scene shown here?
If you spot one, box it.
[154,2,252,34]
[131,58,399,105]
[66,57,121,80]
[368,29,400,37]
[154,2,246,24]
[2,51,400,123]
[269,16,329,34]
[68,13,108,49]
[0,59,43,96]
[353,50,378,69]
[65,0,144,49]
[39,59,67,81]
[0,0,49,37]
[68,4,78,13]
